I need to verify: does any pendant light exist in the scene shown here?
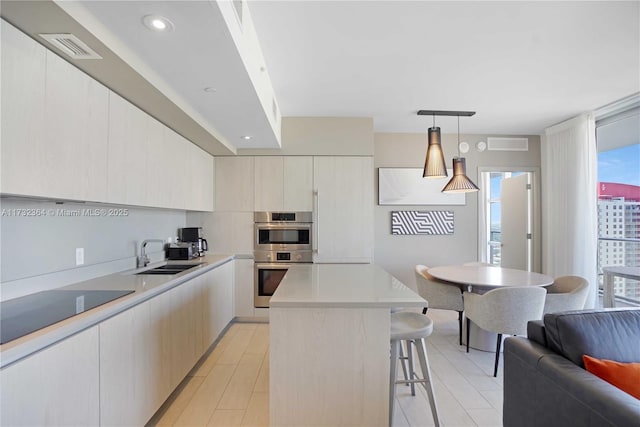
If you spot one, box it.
[422,114,447,178]
[442,116,479,193]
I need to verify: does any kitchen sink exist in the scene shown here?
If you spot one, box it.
[135,263,204,275]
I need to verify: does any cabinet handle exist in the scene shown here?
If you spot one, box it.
[313,190,319,254]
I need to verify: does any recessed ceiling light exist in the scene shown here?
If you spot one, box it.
[203,87,217,93]
[241,136,252,140]
[142,15,174,32]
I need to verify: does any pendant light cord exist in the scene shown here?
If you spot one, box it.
[457,115,461,158]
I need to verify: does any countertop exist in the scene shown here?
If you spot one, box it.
[269,263,426,308]
[0,254,234,368]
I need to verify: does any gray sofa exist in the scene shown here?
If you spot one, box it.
[503,308,640,427]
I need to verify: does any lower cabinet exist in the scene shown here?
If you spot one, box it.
[0,261,234,427]
[99,262,233,426]
[203,261,234,346]
[0,327,100,426]
[234,258,255,318]
[99,261,234,426]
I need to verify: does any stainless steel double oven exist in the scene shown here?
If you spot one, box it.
[254,211,313,308]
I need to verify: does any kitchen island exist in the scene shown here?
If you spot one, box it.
[269,263,426,427]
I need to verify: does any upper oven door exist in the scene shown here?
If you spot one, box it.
[254,223,312,251]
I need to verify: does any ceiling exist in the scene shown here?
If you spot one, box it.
[2,1,639,152]
[248,1,639,135]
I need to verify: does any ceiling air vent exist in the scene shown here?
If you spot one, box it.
[233,0,244,26]
[38,33,102,60]
[487,137,528,152]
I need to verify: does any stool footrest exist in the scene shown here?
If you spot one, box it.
[394,378,431,385]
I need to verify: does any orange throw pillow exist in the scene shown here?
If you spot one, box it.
[582,354,640,400]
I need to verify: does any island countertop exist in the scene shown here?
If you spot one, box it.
[269,263,426,308]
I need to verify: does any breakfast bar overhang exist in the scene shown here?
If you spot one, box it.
[269,264,426,427]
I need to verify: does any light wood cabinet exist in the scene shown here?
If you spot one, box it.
[234,258,255,318]
[203,261,234,342]
[254,156,313,211]
[167,273,199,387]
[43,49,110,202]
[254,156,284,211]
[100,303,153,426]
[188,143,215,212]
[284,156,314,211]
[163,129,189,210]
[313,156,373,263]
[0,21,46,196]
[1,21,214,211]
[99,262,233,426]
[1,21,109,202]
[144,286,173,415]
[215,157,255,211]
[0,327,100,426]
[107,92,150,206]
[145,122,172,208]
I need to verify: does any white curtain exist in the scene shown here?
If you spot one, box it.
[541,113,598,308]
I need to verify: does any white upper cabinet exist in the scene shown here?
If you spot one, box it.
[254,156,313,212]
[164,129,189,209]
[107,92,149,206]
[254,156,284,211]
[215,157,255,211]
[313,156,373,263]
[284,156,313,211]
[1,21,214,211]
[144,119,171,208]
[188,143,215,212]
[1,21,109,202]
[43,48,109,202]
[1,21,46,196]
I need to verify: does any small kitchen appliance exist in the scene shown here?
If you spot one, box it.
[178,227,208,257]
[167,242,197,260]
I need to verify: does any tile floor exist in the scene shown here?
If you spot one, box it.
[146,309,505,427]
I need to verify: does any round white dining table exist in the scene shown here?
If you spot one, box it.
[428,265,554,291]
[427,265,554,351]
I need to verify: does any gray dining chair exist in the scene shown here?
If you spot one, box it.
[543,275,589,315]
[415,265,464,345]
[463,286,546,376]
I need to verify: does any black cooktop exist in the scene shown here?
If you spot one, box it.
[0,289,134,344]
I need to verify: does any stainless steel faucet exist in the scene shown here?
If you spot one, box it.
[138,239,166,268]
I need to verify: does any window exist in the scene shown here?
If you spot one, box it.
[596,104,640,305]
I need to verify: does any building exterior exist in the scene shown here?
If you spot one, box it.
[598,182,640,299]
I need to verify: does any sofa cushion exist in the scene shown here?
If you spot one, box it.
[527,320,547,347]
[583,355,640,399]
[543,308,640,367]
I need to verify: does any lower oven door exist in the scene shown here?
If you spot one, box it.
[254,263,290,308]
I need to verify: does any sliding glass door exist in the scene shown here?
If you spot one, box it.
[596,108,640,306]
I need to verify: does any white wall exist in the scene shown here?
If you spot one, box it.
[374,132,541,289]
[0,198,186,300]
[190,117,542,292]
[240,117,374,156]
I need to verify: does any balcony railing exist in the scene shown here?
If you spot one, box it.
[598,237,640,306]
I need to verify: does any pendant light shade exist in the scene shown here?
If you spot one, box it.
[442,157,479,193]
[422,127,448,178]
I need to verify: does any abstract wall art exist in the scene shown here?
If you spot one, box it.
[378,168,465,205]
[391,210,454,235]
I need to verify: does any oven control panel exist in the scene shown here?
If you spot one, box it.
[254,250,313,263]
[276,252,290,261]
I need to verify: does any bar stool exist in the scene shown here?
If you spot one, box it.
[390,311,440,427]
[391,307,411,387]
